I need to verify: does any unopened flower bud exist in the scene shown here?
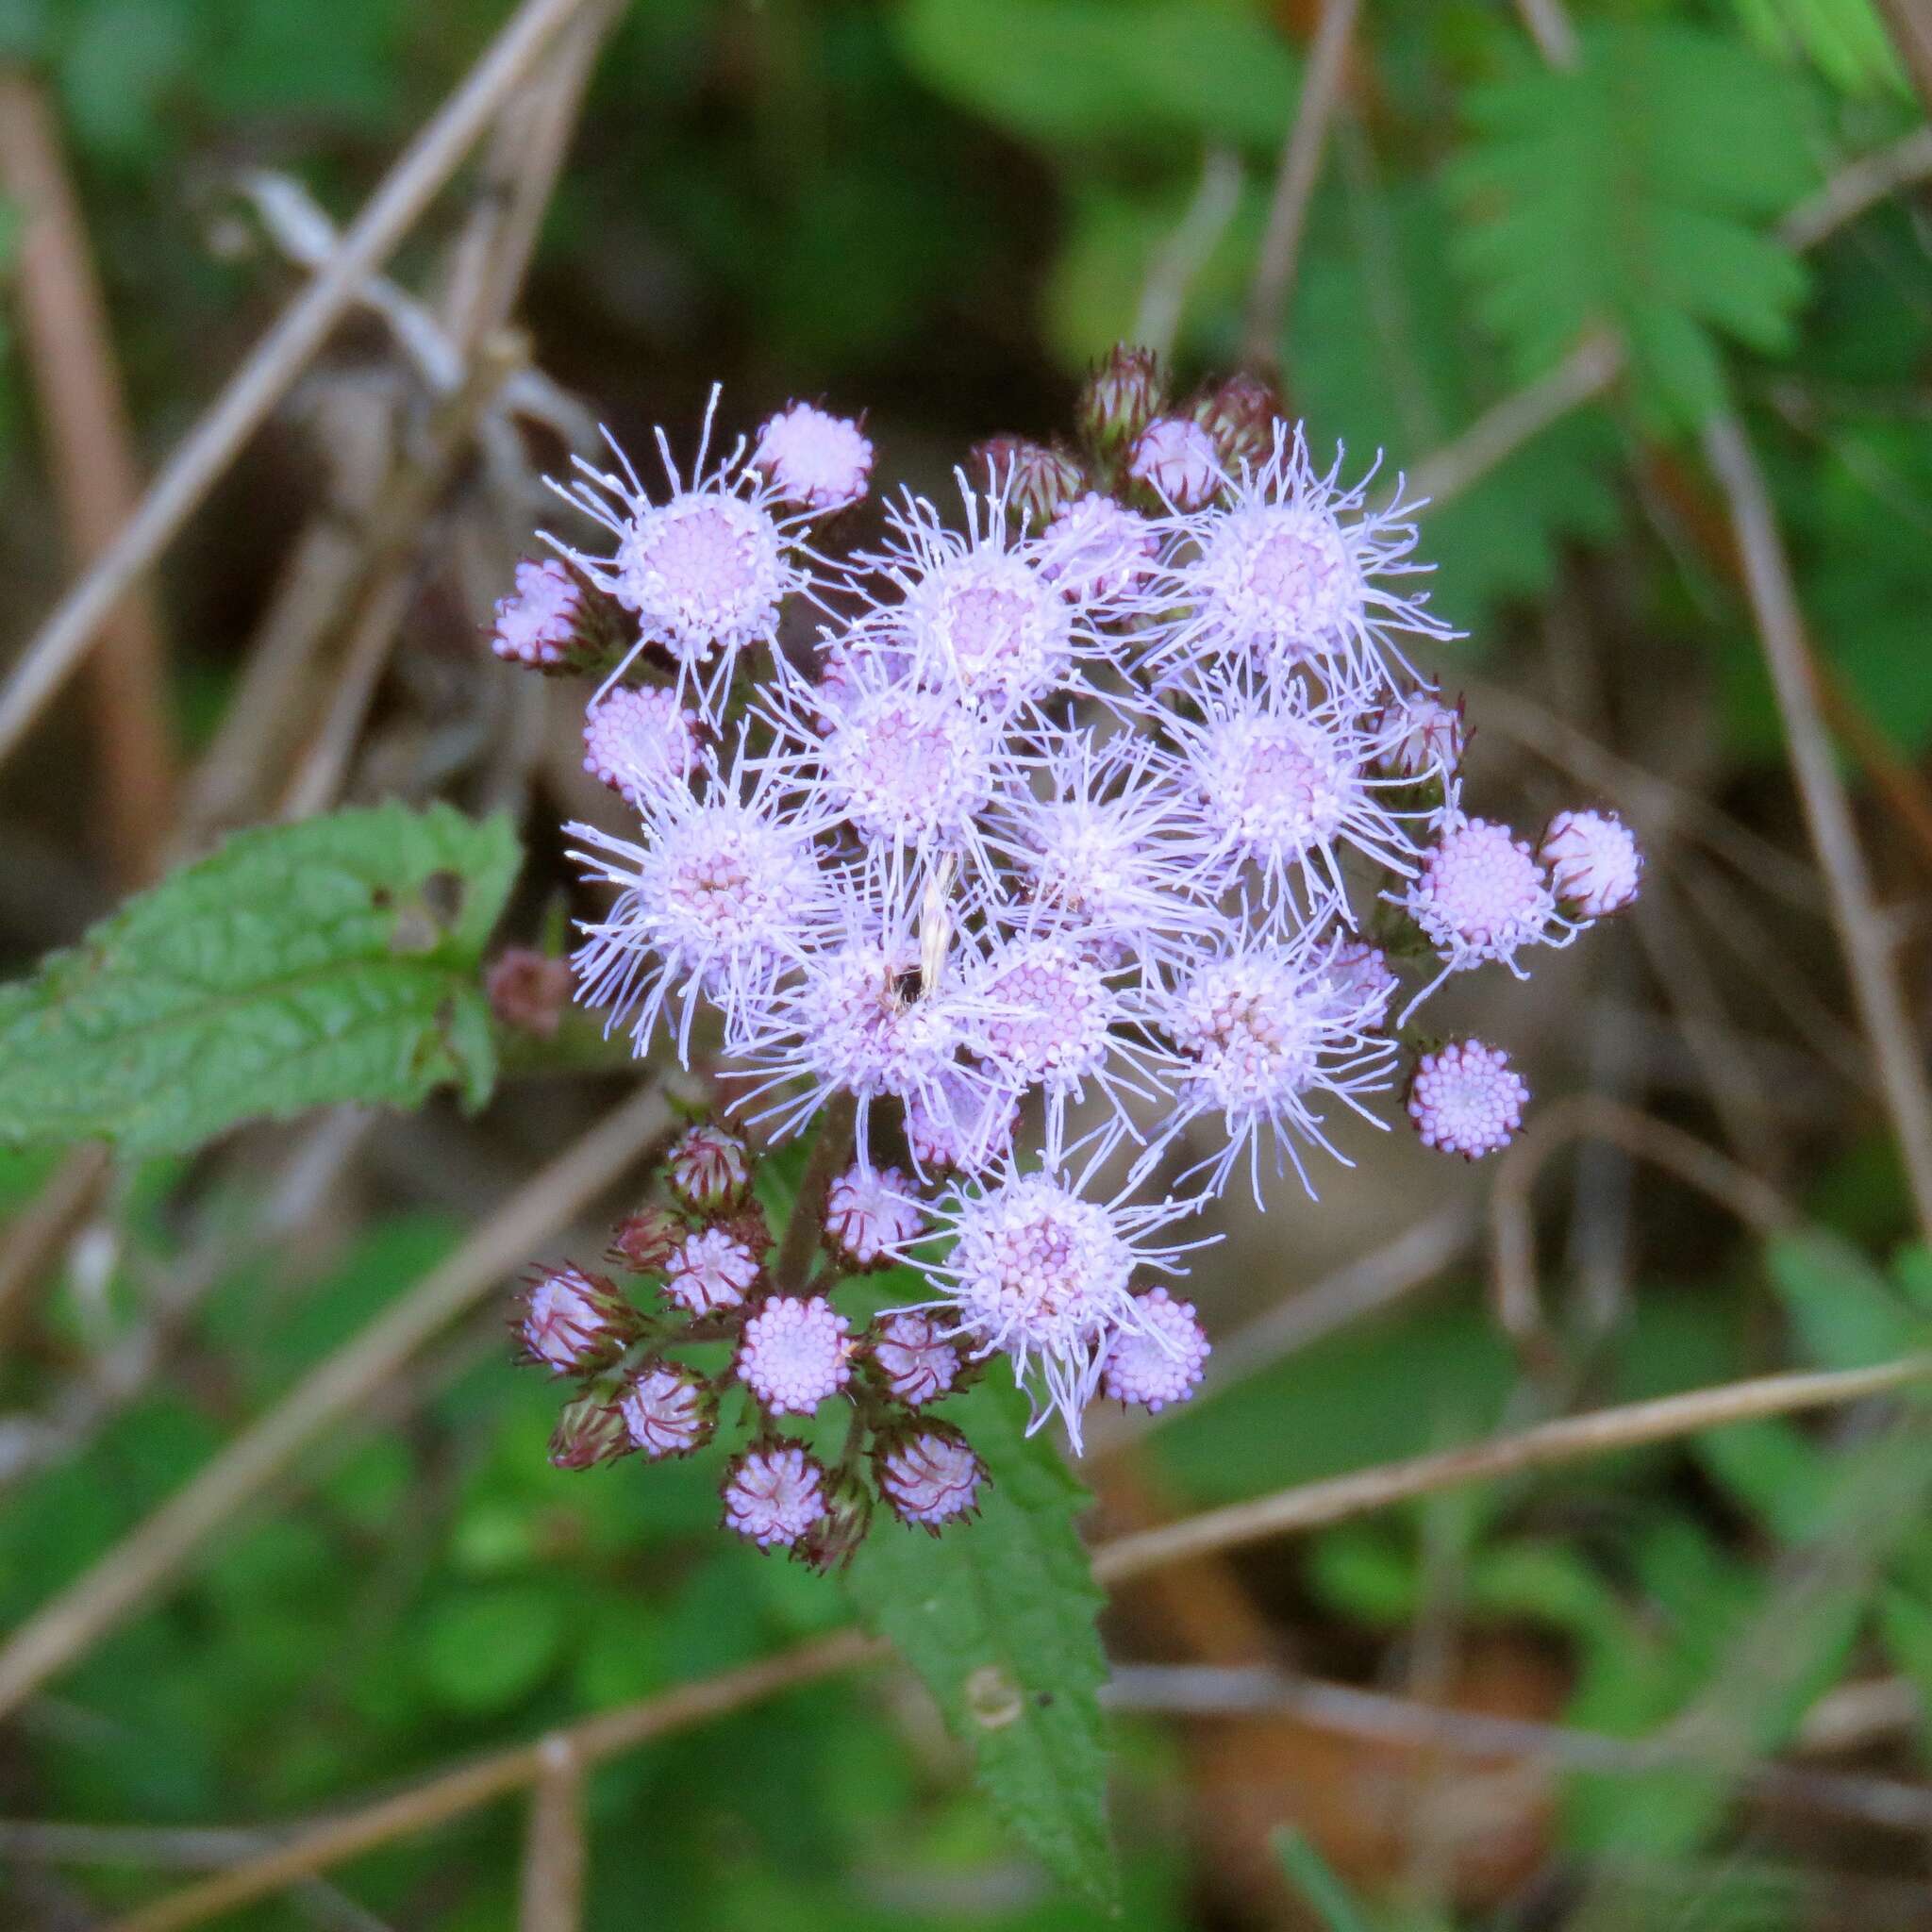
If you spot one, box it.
[723,1444,829,1550]
[869,1310,960,1407]
[1539,808,1642,920]
[486,948,574,1041]
[667,1124,750,1210]
[753,402,874,514]
[1127,416,1224,510]
[549,1393,629,1470]
[608,1207,684,1274]
[1102,1289,1209,1413]
[1375,688,1467,784]
[795,1483,873,1572]
[970,437,1085,528]
[511,1265,638,1375]
[617,1365,713,1458]
[874,1423,985,1531]
[1191,370,1281,472]
[490,558,625,675]
[1078,342,1167,454]
[1407,1040,1528,1159]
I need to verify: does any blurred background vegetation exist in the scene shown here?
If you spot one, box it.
[6,0,1932,1926]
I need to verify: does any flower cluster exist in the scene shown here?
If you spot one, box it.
[493,351,1641,1554]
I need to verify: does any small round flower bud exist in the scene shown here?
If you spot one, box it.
[663,1227,760,1314]
[608,1206,684,1274]
[513,1266,637,1374]
[1078,342,1167,454]
[1407,1040,1528,1159]
[1127,416,1224,510]
[618,1366,712,1457]
[582,687,699,808]
[971,437,1085,528]
[825,1163,926,1267]
[1101,1289,1209,1412]
[1539,808,1642,919]
[549,1394,629,1470]
[753,402,874,514]
[723,1443,829,1549]
[667,1124,751,1210]
[876,1424,985,1530]
[903,1074,1019,1176]
[1039,492,1158,605]
[486,948,574,1041]
[1406,819,1555,973]
[491,558,622,674]
[795,1485,873,1573]
[736,1294,853,1416]
[1191,371,1282,472]
[1316,939,1398,1031]
[1375,688,1466,784]
[870,1311,961,1407]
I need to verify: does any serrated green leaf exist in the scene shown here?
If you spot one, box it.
[1451,23,1817,427]
[894,0,1298,150]
[844,1369,1113,1902]
[0,802,519,1157]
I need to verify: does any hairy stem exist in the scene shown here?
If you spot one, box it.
[772,1091,857,1294]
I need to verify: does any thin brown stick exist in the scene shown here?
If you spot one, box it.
[1132,147,1242,362]
[0,1143,108,1360]
[1242,0,1360,366]
[1701,410,1932,1244]
[0,1082,668,1724]
[1780,124,1932,251]
[772,1090,857,1293]
[108,1628,878,1932]
[0,0,598,772]
[0,69,177,881]
[1874,0,1932,117]
[1100,1663,1932,1834]
[517,1740,585,1932]
[1091,1353,1932,1584]
[1487,1094,1793,1356]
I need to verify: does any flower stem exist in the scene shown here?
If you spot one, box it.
[772,1091,857,1295]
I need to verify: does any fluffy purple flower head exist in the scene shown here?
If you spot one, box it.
[1154,932,1395,1204]
[825,1163,926,1266]
[1128,416,1222,509]
[663,1226,759,1314]
[515,1266,634,1374]
[753,402,873,513]
[1404,817,1557,980]
[548,388,817,715]
[1540,808,1642,919]
[1407,1039,1528,1159]
[737,1295,852,1416]
[582,687,699,807]
[870,1310,959,1406]
[666,1122,750,1208]
[1102,1287,1209,1411]
[492,558,585,669]
[877,1425,985,1529]
[905,1161,1207,1451]
[723,1444,828,1549]
[619,1367,712,1457]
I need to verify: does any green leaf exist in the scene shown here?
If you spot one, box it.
[1765,1230,1922,1369]
[894,0,1298,150]
[1451,23,1816,426]
[0,802,519,1157]
[1730,0,1908,96]
[844,1363,1113,1902]
[414,1584,567,1713]
[1271,1827,1374,1932]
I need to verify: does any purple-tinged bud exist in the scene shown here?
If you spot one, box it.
[486,948,574,1041]
[490,558,625,675]
[795,1483,873,1573]
[1127,416,1224,510]
[583,687,700,808]
[1101,1289,1209,1413]
[617,1365,713,1458]
[549,1393,629,1470]
[723,1444,829,1550]
[1078,342,1167,455]
[666,1124,751,1210]
[511,1265,638,1375]
[736,1295,853,1417]
[608,1207,684,1274]
[753,402,874,514]
[1407,1040,1528,1160]
[663,1227,760,1314]
[971,437,1086,529]
[1375,687,1467,784]
[825,1164,925,1268]
[1314,940,1398,1032]
[869,1311,960,1408]
[1540,808,1642,920]
[1190,371,1282,472]
[875,1424,985,1532]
